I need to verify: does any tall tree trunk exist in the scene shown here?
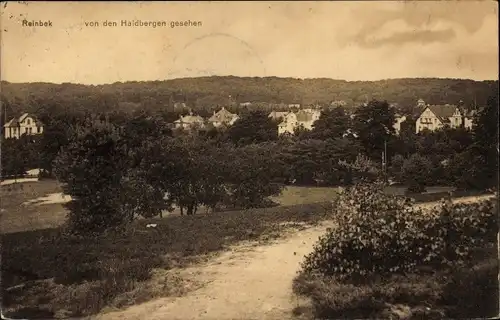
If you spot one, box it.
[180,206,184,216]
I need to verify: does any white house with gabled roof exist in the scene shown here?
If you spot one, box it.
[4,113,44,139]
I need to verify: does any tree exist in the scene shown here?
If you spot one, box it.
[54,124,163,233]
[1,137,27,178]
[352,100,396,160]
[309,107,350,140]
[401,153,433,193]
[389,154,405,182]
[293,123,311,140]
[279,139,327,185]
[225,110,278,146]
[139,136,228,215]
[339,153,381,184]
[279,137,361,186]
[468,93,499,190]
[38,114,78,177]
[226,142,285,208]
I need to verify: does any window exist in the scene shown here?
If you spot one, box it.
[27,119,31,125]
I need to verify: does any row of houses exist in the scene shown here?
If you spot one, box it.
[173,107,240,130]
[174,99,476,135]
[3,99,476,139]
[173,107,323,135]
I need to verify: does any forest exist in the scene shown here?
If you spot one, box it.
[1,77,497,123]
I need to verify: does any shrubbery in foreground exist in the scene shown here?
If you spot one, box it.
[295,182,497,318]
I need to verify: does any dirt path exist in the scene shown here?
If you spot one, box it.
[95,222,333,320]
[95,194,496,320]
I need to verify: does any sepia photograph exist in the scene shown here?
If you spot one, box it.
[0,1,499,319]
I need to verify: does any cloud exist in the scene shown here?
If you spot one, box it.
[356,29,456,49]
[343,1,496,48]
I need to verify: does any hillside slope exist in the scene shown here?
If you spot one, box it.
[1,77,497,119]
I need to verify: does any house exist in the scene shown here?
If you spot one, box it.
[415,104,467,133]
[277,112,298,135]
[208,107,239,128]
[393,115,407,134]
[174,112,205,130]
[464,111,474,130]
[330,100,347,107]
[4,113,44,139]
[417,98,427,109]
[173,102,187,110]
[270,108,322,135]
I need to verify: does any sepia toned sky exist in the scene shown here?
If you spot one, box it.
[1,1,498,84]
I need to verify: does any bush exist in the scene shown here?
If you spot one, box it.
[430,199,497,257]
[402,154,433,193]
[293,273,445,319]
[295,183,497,319]
[300,182,497,282]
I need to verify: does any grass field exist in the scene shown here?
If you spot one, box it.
[271,186,340,206]
[0,179,68,234]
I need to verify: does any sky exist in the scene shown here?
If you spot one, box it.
[1,1,498,84]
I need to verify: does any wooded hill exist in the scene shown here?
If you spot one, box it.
[1,76,497,121]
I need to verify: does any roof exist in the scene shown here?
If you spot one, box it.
[4,113,43,127]
[424,104,460,123]
[268,111,290,120]
[208,107,237,123]
[18,113,29,122]
[175,115,204,124]
[4,118,19,128]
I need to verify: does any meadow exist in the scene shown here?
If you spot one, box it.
[1,179,497,319]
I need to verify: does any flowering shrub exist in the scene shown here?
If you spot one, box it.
[300,182,497,281]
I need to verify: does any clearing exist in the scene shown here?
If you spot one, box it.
[95,194,496,320]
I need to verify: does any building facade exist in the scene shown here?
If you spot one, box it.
[415,104,473,133]
[271,109,321,135]
[4,113,44,139]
